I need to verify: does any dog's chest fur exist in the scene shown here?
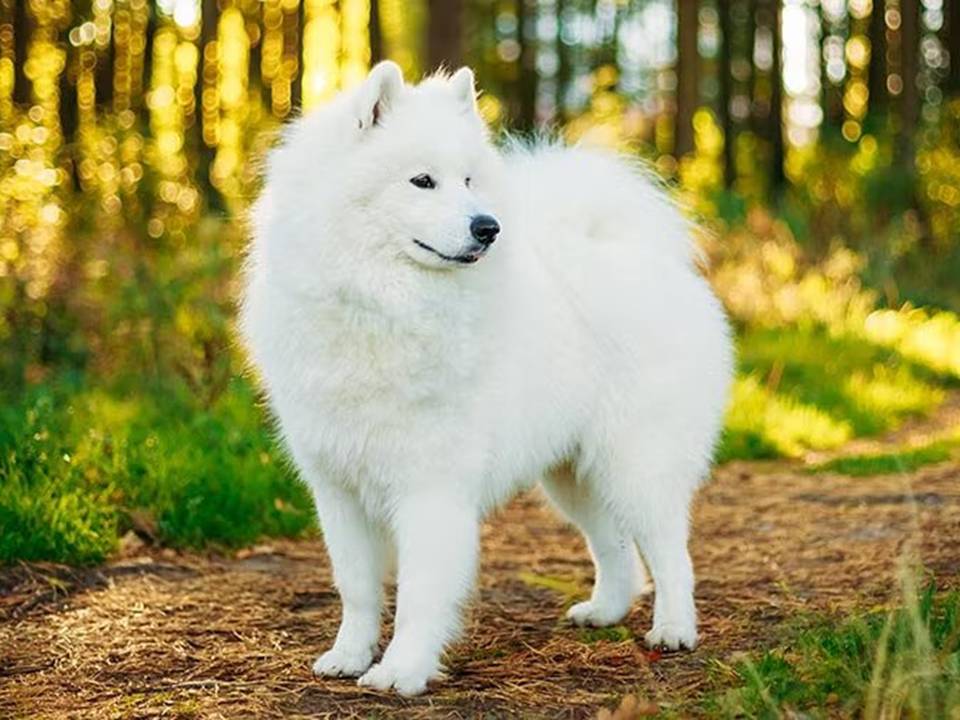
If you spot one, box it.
[247,278,497,494]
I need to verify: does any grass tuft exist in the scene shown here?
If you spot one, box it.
[808,442,956,476]
[706,578,960,719]
[0,377,315,565]
[3,321,957,562]
[718,326,949,461]
[579,626,633,644]
[517,572,587,602]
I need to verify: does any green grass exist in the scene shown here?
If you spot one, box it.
[1,322,957,565]
[718,327,949,462]
[0,377,315,565]
[703,582,960,719]
[808,442,957,477]
[578,625,633,644]
[517,571,587,602]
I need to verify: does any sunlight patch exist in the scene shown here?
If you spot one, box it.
[725,375,852,458]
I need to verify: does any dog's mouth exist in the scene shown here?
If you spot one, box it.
[412,239,486,265]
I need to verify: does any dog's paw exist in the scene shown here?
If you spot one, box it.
[312,644,375,678]
[566,600,630,627]
[357,657,441,697]
[644,622,698,651]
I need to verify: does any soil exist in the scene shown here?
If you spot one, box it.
[2,429,959,718]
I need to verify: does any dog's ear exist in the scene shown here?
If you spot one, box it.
[450,67,478,115]
[356,61,404,130]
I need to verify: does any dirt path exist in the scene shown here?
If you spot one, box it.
[2,457,958,718]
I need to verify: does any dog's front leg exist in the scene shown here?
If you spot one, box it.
[358,492,479,696]
[310,481,386,678]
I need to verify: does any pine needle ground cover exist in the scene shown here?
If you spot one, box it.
[2,450,957,718]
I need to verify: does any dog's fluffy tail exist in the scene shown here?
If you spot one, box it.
[501,138,701,267]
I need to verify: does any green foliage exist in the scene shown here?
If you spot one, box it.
[809,442,956,477]
[919,100,960,254]
[708,584,960,718]
[517,571,588,602]
[717,327,946,461]
[740,328,943,434]
[579,626,633,644]
[0,377,315,565]
[0,0,958,572]
[705,117,960,316]
[719,374,851,462]
[4,318,956,563]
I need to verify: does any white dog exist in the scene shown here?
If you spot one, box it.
[240,61,732,696]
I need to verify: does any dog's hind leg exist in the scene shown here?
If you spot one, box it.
[542,463,650,628]
[309,480,387,678]
[599,443,703,651]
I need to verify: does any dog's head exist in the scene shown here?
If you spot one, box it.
[254,63,506,303]
[343,62,502,270]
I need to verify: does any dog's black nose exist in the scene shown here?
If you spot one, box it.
[470,215,500,246]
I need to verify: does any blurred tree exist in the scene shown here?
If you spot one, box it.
[516,0,537,130]
[819,0,844,134]
[290,0,305,110]
[555,0,571,123]
[142,0,155,101]
[718,0,735,187]
[12,0,29,104]
[60,31,77,143]
[95,2,113,107]
[897,0,919,170]
[767,0,784,191]
[197,0,220,208]
[595,0,620,71]
[946,0,960,97]
[369,0,383,64]
[868,0,887,115]
[197,0,217,125]
[770,0,783,190]
[249,1,263,105]
[751,0,783,193]
[0,0,12,122]
[675,0,699,156]
[427,0,463,70]
[380,0,424,79]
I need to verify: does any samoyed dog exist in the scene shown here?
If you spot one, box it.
[240,61,732,696]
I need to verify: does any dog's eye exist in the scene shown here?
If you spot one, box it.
[465,177,471,188]
[410,174,436,189]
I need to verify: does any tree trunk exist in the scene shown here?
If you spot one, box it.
[819,2,843,132]
[946,0,960,96]
[897,0,919,170]
[768,0,784,191]
[427,0,464,70]
[95,15,114,107]
[867,0,887,115]
[290,0,304,111]
[249,1,266,112]
[195,0,220,210]
[369,0,383,65]
[13,0,29,104]
[196,0,218,129]
[675,0,699,157]
[142,1,156,107]
[555,0,571,122]
[718,0,735,187]
[516,0,537,130]
[596,0,619,70]
[60,46,78,146]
